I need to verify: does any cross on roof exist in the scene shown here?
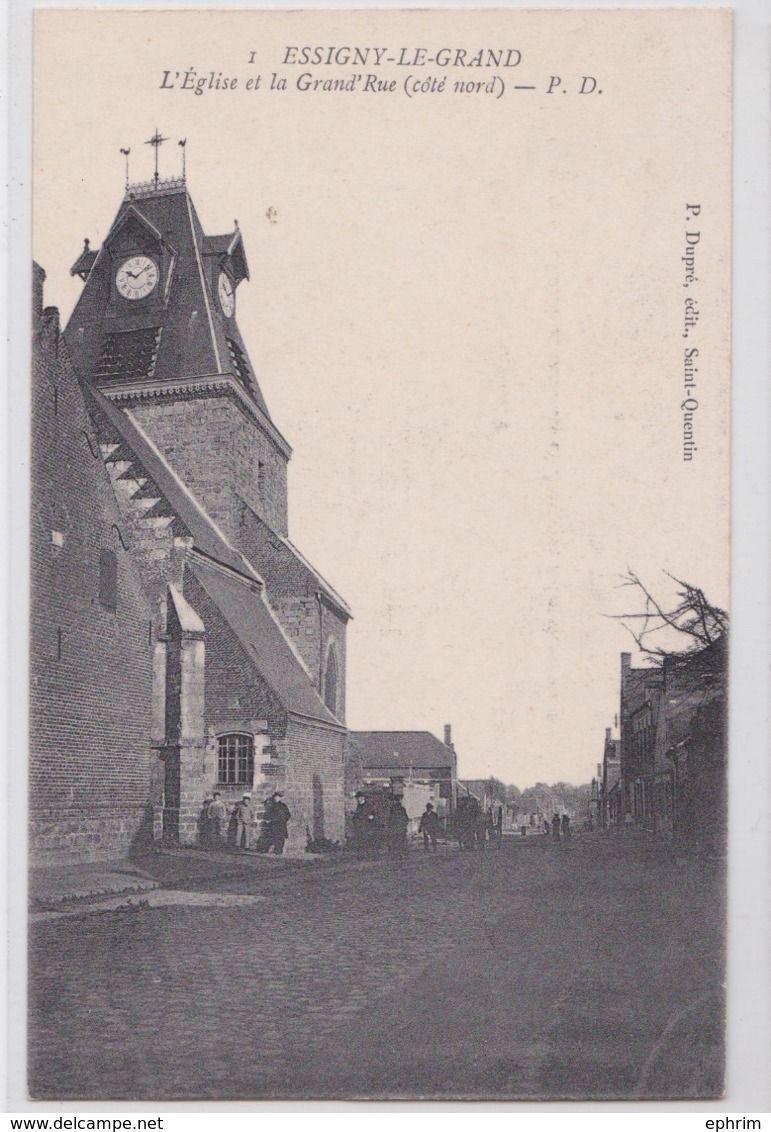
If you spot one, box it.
[144,129,169,184]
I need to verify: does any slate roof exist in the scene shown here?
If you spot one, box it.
[190,557,341,729]
[70,240,98,280]
[64,184,271,420]
[238,497,351,619]
[350,731,455,770]
[87,386,340,729]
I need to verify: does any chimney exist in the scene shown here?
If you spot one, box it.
[605,727,611,742]
[444,724,452,748]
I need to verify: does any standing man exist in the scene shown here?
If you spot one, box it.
[269,791,292,855]
[561,813,571,841]
[352,791,378,858]
[234,793,253,851]
[419,802,440,852]
[208,791,227,848]
[387,795,409,856]
[551,813,561,841]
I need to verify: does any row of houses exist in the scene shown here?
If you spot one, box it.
[592,639,727,853]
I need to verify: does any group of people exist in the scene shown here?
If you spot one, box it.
[455,800,504,851]
[351,792,442,858]
[544,813,572,841]
[350,791,506,857]
[200,790,292,854]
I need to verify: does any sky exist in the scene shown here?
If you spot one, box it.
[33,8,731,787]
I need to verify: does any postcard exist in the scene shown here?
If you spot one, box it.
[28,7,731,1101]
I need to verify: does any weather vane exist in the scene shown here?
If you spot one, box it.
[178,138,187,179]
[119,147,131,190]
[144,128,169,186]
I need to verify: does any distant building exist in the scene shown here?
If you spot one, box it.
[596,727,622,828]
[619,653,664,823]
[653,637,727,851]
[348,726,458,819]
[616,640,727,850]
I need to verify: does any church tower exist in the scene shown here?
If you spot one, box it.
[35,138,351,852]
[65,150,289,542]
[66,140,350,721]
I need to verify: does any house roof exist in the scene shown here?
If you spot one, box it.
[458,779,494,798]
[349,731,455,770]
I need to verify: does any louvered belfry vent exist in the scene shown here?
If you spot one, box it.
[226,337,251,388]
[96,327,162,381]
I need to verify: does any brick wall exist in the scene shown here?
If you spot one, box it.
[30,301,156,864]
[132,394,288,539]
[276,718,346,848]
[171,572,345,848]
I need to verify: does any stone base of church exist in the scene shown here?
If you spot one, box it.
[29,803,155,866]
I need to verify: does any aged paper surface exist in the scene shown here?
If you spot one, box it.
[29,8,731,1101]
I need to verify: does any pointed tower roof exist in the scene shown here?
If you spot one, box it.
[63,177,287,454]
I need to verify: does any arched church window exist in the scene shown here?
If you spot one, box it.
[323,642,339,715]
[217,733,254,786]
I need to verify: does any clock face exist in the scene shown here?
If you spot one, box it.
[218,271,235,318]
[116,255,158,301]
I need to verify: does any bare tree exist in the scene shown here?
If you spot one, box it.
[607,571,728,664]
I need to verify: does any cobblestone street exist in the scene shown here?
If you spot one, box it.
[28,833,725,1101]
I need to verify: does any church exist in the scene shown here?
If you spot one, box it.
[30,143,351,863]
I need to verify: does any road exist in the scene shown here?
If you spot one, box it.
[28,832,725,1100]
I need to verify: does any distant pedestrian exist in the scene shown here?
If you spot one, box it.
[199,795,213,846]
[352,791,378,858]
[561,814,571,841]
[234,793,253,850]
[387,796,409,856]
[457,800,478,850]
[475,807,489,851]
[419,803,440,851]
[551,813,561,841]
[268,791,291,855]
[543,819,550,838]
[208,791,227,847]
[495,806,504,846]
